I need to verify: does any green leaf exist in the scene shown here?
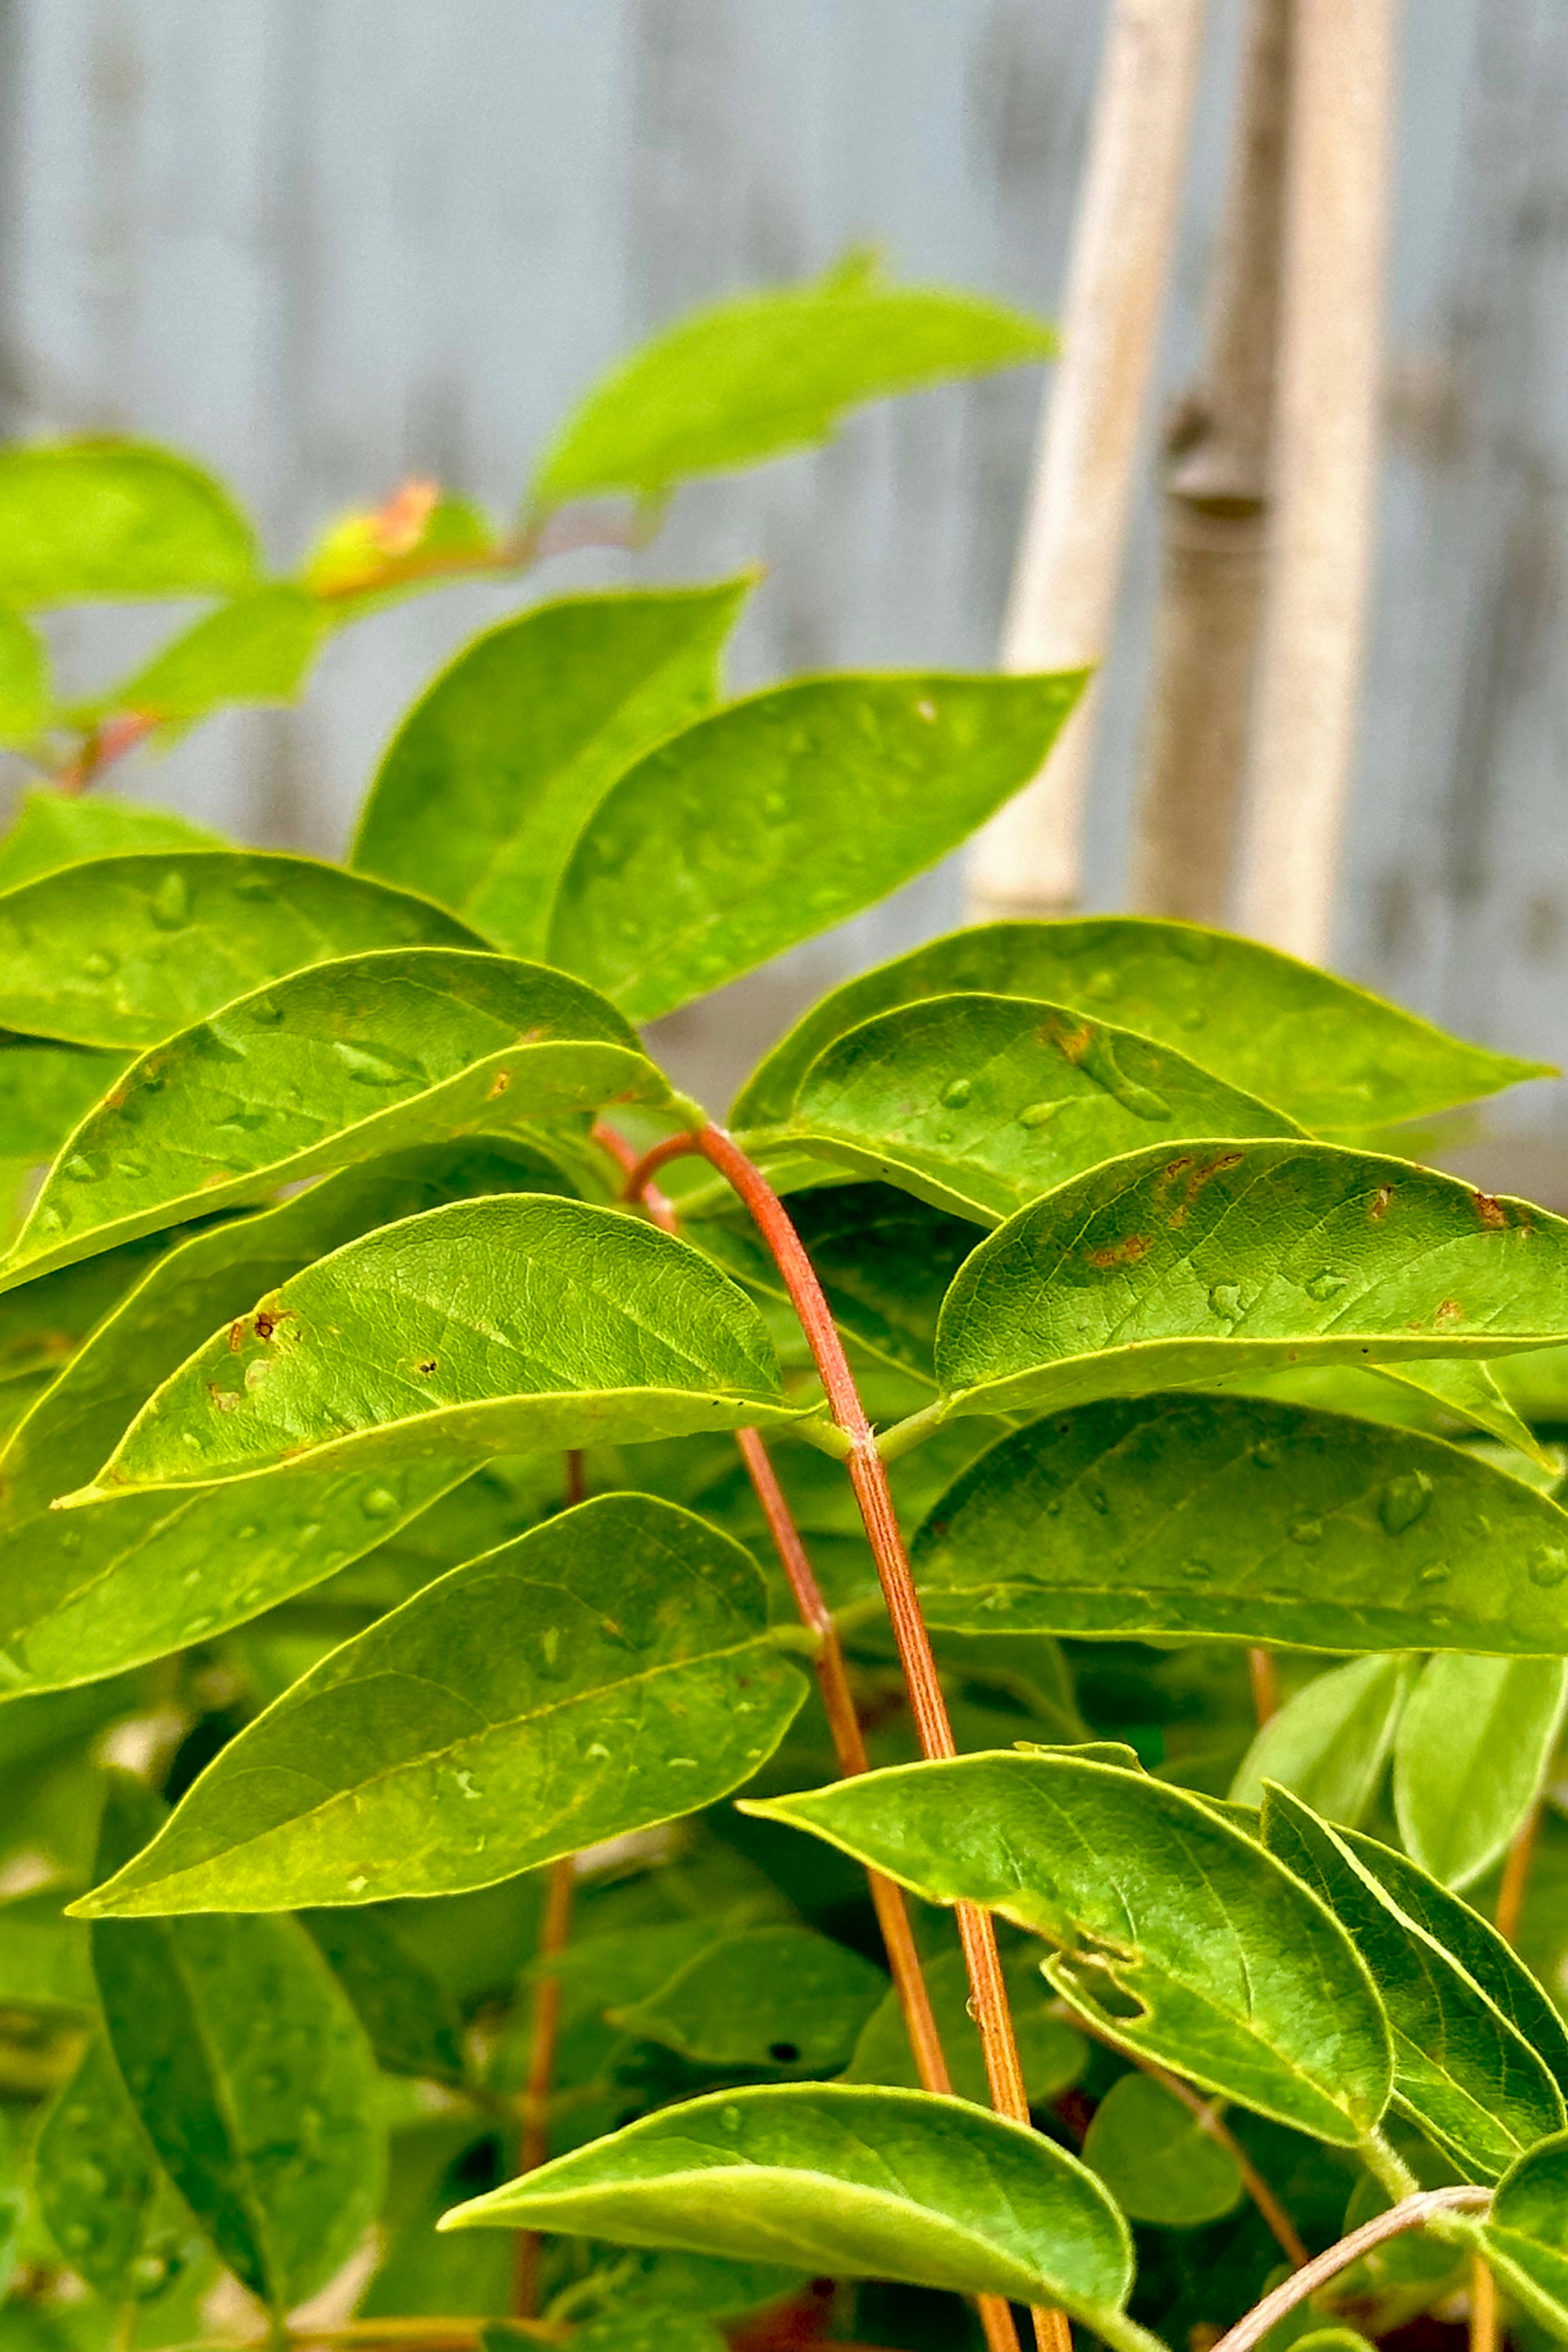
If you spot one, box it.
[89,1773,386,2311]
[1082,2072,1243,2227]
[0,1143,577,1691]
[1379,1357,1556,1467]
[1,947,664,1288]
[0,1035,130,1167]
[0,787,222,892]
[733,919,1551,1135]
[35,2034,198,2303]
[85,584,330,723]
[354,584,751,955]
[1479,2130,1568,2333]
[610,1926,887,2074]
[746,1750,1392,2144]
[549,674,1083,1021]
[909,1394,1568,1655]
[1393,1655,1568,1889]
[72,1195,804,1500]
[750,993,1299,1224]
[0,1888,95,2013]
[572,2310,727,2352]
[298,1908,466,2085]
[0,850,485,1049]
[532,264,1054,508]
[930,1141,1568,1426]
[0,442,258,604]
[1230,1657,1416,1824]
[75,1495,809,1914]
[844,1942,1085,2106]
[1260,1784,1564,2179]
[440,2080,1132,2325]
[0,608,47,740]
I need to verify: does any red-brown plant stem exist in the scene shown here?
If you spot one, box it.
[1496,1801,1541,1947]
[562,1450,587,1507]
[514,1853,578,2317]
[1248,1648,1279,1725]
[625,1126,1062,2352]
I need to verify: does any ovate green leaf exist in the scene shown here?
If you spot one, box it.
[549,675,1083,1021]
[1,947,663,1287]
[610,1926,886,2073]
[1479,2130,1568,2334]
[733,920,1550,1135]
[845,1943,1085,2106]
[1230,1657,1416,1824]
[1393,1654,1568,1889]
[74,1195,804,1499]
[36,2034,198,2302]
[752,993,1298,1223]
[931,1142,1568,1424]
[1261,1785,1564,2178]
[298,1908,466,2085]
[0,1887,94,2013]
[75,1496,808,1913]
[440,2081,1132,2326]
[1082,2072,1243,2227]
[910,1395,1568,1655]
[90,1774,386,2311]
[0,607,47,740]
[533,264,1054,507]
[87,584,330,723]
[354,584,751,954]
[747,1751,1392,2143]
[0,443,257,604]
[0,787,222,891]
[0,850,484,1048]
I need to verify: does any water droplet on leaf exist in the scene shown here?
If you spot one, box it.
[361,1486,398,1519]
[81,949,117,978]
[149,870,191,929]
[1305,1270,1346,1301]
[1288,1517,1324,1546]
[1379,1471,1434,1535]
[1208,1282,1243,1322]
[1017,1100,1059,1129]
[942,1077,972,1109]
[1531,1548,1568,1588]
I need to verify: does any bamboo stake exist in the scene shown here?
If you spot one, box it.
[1234,0,1398,959]
[968,0,1208,921]
[1130,0,1290,922]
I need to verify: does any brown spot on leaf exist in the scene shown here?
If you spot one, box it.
[207,1383,240,1413]
[228,1319,245,1352]
[1041,1017,1094,1063]
[253,1308,294,1343]
[1435,1298,1465,1325]
[1088,1233,1151,1269]
[1371,1185,1393,1220]
[417,1357,438,1375]
[1474,1191,1507,1229]
[486,1069,511,1099]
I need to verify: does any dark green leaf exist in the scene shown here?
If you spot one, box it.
[1393,1656,1568,1889]
[440,2081,1133,2327]
[1479,2130,1568,2333]
[71,1195,806,1500]
[75,1496,809,1913]
[35,2035,198,2302]
[532,264,1054,507]
[751,993,1298,1223]
[610,1926,886,2073]
[548,675,1083,1021]
[1261,1784,1564,2179]
[0,850,484,1048]
[0,443,257,604]
[733,920,1550,1135]
[571,2309,727,2352]
[299,1908,466,2084]
[86,585,330,723]
[1230,1657,1415,1824]
[354,584,751,955]
[1082,2072,1243,2227]
[0,608,47,740]
[89,1774,386,2310]
[844,1942,1085,2106]
[747,1750,1392,2144]
[1,948,663,1287]
[910,1395,1568,1655]
[0,788,222,892]
[0,1888,94,2013]
[930,1142,1568,1426]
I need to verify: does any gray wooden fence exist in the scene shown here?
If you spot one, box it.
[2,0,1565,1172]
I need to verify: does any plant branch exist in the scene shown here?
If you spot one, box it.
[1496,1801,1541,1946]
[1208,2188,1491,2352]
[514,1852,578,2317]
[1248,1648,1279,1726]
[1471,2250,1497,2352]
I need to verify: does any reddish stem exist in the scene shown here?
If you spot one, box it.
[514,1854,577,2316]
[1496,1801,1541,1947]
[1248,1647,1279,1725]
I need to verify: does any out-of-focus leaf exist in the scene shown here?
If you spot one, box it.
[1230,1657,1416,1825]
[85,584,330,724]
[75,1497,808,1914]
[1393,1655,1568,1889]
[0,788,222,893]
[0,1036,132,1167]
[570,2311,728,2352]
[0,1887,94,2013]
[1082,2072,1243,2227]
[1479,2130,1568,2333]
[0,443,258,604]
[354,584,751,955]
[844,1942,1084,2107]
[300,485,492,603]
[549,675,1083,1022]
[909,1396,1568,1656]
[1380,1357,1557,1468]
[610,1926,886,2074]
[441,2081,1133,2325]
[733,919,1551,1136]
[532,263,1054,508]
[748,1751,1392,2144]
[0,608,47,740]
[35,2035,199,2302]
[299,1908,466,2085]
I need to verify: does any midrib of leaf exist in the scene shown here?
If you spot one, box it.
[162,1927,282,2305]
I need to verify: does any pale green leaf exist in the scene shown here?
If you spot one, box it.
[1379,1357,1556,1468]
[1,947,664,1289]
[75,1496,808,1913]
[733,919,1550,1135]
[83,584,330,722]
[1082,2072,1243,2227]
[0,607,47,740]
[610,1925,885,2073]
[0,850,485,1049]
[1230,1657,1416,1824]
[72,1195,804,1500]
[533,265,1054,507]
[746,1750,1392,2144]
[90,1774,386,2311]
[844,1943,1085,2107]
[0,442,258,604]
[0,1231,173,1395]
[750,992,1298,1224]
[1261,1785,1564,2179]
[548,674,1083,1021]
[930,1141,1568,1426]
[440,2081,1133,2326]
[1394,1654,1568,1889]
[909,1395,1568,1655]
[354,583,751,956]
[1479,2130,1568,2335]
[0,786,222,891]
[36,2035,198,2302]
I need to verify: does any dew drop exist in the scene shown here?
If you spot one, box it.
[149,870,191,929]
[347,1874,368,1895]
[113,1154,150,1178]
[1208,1281,1243,1322]
[538,1625,562,1674]
[1178,1006,1206,1032]
[1171,930,1216,965]
[62,1154,105,1184]
[361,1486,399,1519]
[1086,1485,1110,1515]
[1017,1100,1059,1130]
[454,1769,480,1799]
[942,1077,972,1109]
[1252,1437,1282,1469]
[1181,1556,1213,1583]
[666,1756,698,1769]
[720,2105,743,2134]
[1306,1270,1347,1302]
[1083,969,1118,1003]
[249,996,285,1027]
[1416,1564,1451,1588]
[232,872,278,903]
[236,1525,260,1541]
[932,1124,956,1145]
[586,1741,611,1759]
[81,949,118,978]
[1379,1471,1434,1536]
[333,1039,413,1086]
[1531,1548,1568,1589]
[1288,1516,1324,1546]
[57,1529,82,1556]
